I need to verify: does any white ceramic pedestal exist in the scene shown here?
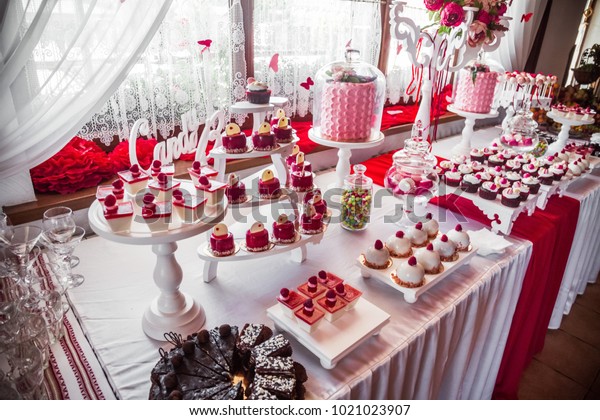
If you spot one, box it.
[308,128,385,188]
[88,187,226,341]
[230,97,288,133]
[545,111,594,156]
[448,105,499,158]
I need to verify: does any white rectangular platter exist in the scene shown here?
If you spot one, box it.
[356,245,477,304]
[266,298,390,370]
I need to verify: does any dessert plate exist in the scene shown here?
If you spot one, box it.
[299,223,328,236]
[253,144,281,153]
[272,231,302,246]
[356,245,476,303]
[203,243,240,258]
[227,195,251,206]
[240,241,275,253]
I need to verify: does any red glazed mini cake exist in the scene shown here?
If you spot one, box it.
[102,194,134,232]
[294,299,324,334]
[479,181,499,200]
[290,151,313,173]
[317,289,347,323]
[209,223,236,256]
[385,230,412,258]
[195,175,227,206]
[392,256,425,288]
[316,270,343,289]
[188,161,218,188]
[414,243,443,274]
[148,172,181,202]
[252,121,277,151]
[172,188,207,224]
[297,275,327,299]
[501,187,520,208]
[245,221,270,252]
[432,234,458,262]
[290,165,313,193]
[300,204,323,234]
[222,122,248,153]
[286,145,301,168]
[273,116,293,144]
[246,77,271,104]
[225,173,247,205]
[141,192,172,232]
[447,224,470,252]
[306,190,327,215]
[258,170,281,199]
[272,214,296,244]
[117,164,149,195]
[270,108,286,126]
[334,283,362,310]
[362,239,391,269]
[277,288,305,318]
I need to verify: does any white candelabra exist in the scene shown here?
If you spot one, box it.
[389,1,509,152]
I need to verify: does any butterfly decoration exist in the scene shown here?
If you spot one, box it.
[269,53,279,72]
[197,39,212,53]
[345,39,352,49]
[521,12,533,23]
[300,77,314,90]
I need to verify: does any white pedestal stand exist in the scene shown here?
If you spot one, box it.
[308,128,384,188]
[545,111,593,156]
[230,97,288,133]
[88,190,226,341]
[448,105,499,157]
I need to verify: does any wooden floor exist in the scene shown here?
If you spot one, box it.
[518,279,600,399]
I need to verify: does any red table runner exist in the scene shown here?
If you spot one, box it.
[360,151,580,399]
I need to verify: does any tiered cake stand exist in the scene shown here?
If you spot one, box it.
[308,128,385,188]
[545,111,594,156]
[88,182,226,341]
[448,105,499,157]
[230,96,288,133]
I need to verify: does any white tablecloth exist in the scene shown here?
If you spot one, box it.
[67,170,532,399]
[548,175,600,329]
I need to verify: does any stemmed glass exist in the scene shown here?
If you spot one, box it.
[43,207,79,268]
[41,226,86,290]
[3,226,43,282]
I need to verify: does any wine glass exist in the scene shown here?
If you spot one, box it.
[4,226,43,281]
[42,226,86,290]
[0,211,12,246]
[42,207,79,268]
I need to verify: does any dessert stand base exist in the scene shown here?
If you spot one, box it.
[266,299,390,369]
[142,292,205,341]
[448,105,499,158]
[545,111,593,156]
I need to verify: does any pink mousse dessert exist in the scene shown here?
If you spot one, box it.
[148,172,181,202]
[298,275,327,299]
[317,289,347,322]
[272,214,296,244]
[102,194,134,232]
[245,221,270,252]
[273,116,293,143]
[209,223,236,256]
[252,122,277,151]
[141,192,171,232]
[96,179,125,202]
[222,122,248,153]
[316,270,343,289]
[335,283,362,310]
[304,190,327,215]
[225,173,247,205]
[294,299,325,333]
[195,175,227,206]
[277,287,305,318]
[117,164,149,195]
[258,170,281,199]
[188,161,218,188]
[172,188,207,224]
[290,153,313,192]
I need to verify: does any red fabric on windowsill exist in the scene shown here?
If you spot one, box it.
[359,152,580,400]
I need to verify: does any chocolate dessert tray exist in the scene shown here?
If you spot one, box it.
[441,184,538,235]
[266,298,390,369]
[356,244,477,304]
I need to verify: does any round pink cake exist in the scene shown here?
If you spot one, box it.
[320,81,375,142]
[454,67,498,114]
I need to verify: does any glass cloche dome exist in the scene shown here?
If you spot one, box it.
[499,102,540,153]
[312,49,386,143]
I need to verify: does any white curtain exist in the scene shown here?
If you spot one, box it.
[253,0,381,118]
[77,0,247,146]
[0,0,172,179]
[488,0,549,71]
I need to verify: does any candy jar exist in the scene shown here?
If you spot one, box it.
[499,99,540,153]
[340,164,373,231]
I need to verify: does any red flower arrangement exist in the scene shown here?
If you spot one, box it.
[30,137,114,195]
[108,137,158,172]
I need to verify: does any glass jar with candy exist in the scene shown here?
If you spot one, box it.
[340,164,373,231]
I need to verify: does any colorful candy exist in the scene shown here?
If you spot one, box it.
[341,187,372,230]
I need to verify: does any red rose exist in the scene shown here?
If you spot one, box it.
[440,2,465,27]
[497,2,508,16]
[476,10,493,26]
[424,0,444,11]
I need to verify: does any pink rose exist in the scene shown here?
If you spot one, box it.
[497,2,508,16]
[440,2,465,27]
[467,20,487,47]
[424,0,444,11]
[476,10,493,25]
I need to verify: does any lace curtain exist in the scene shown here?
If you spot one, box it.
[0,0,172,179]
[253,0,381,118]
[385,0,430,105]
[78,0,247,146]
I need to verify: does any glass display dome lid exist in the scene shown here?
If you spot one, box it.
[499,106,540,152]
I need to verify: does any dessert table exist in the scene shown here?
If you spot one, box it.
[65,170,532,399]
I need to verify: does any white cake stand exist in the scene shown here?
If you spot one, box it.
[230,96,288,132]
[448,105,499,157]
[308,128,385,188]
[88,188,226,341]
[545,111,594,156]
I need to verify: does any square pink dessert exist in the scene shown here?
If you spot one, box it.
[172,192,207,224]
[276,288,305,318]
[147,173,181,202]
[316,270,344,289]
[317,290,347,322]
[334,283,362,310]
[142,201,172,232]
[294,300,325,333]
[117,165,149,195]
[102,197,134,232]
[297,276,327,299]
[195,178,227,206]
[96,185,113,202]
